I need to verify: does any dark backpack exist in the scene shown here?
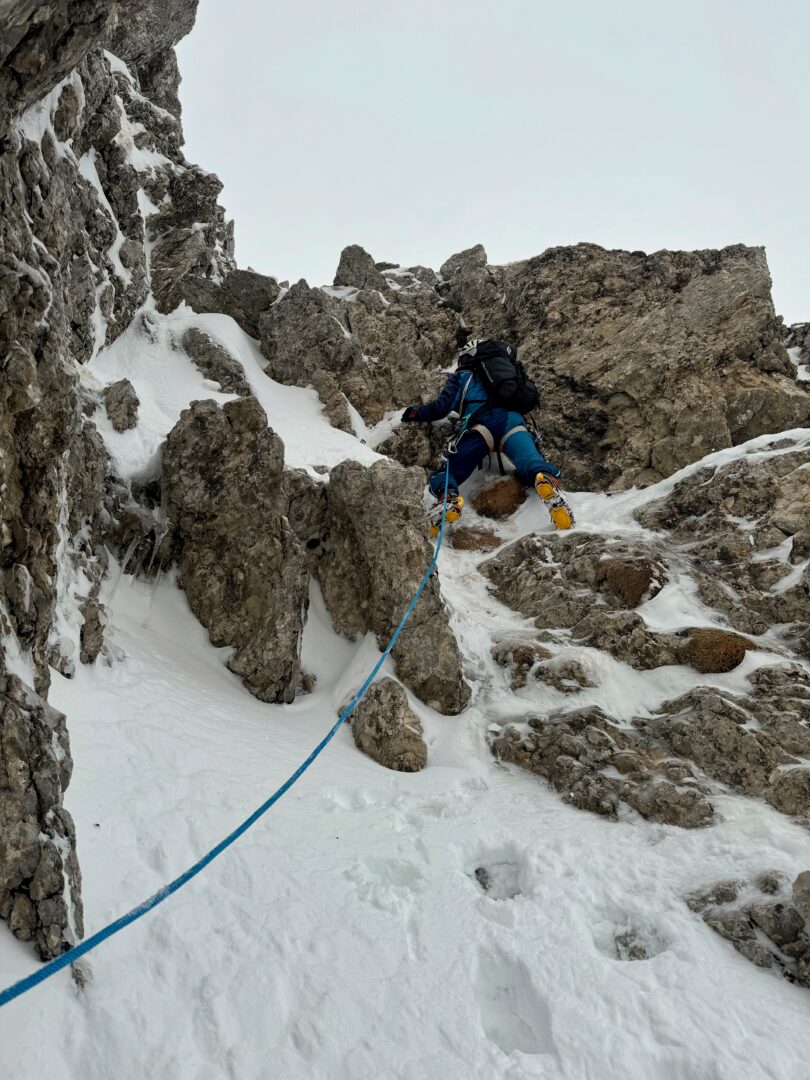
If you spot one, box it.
[458,339,539,415]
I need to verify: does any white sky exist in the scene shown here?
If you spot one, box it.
[177,0,809,323]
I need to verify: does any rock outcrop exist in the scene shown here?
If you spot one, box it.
[230,242,810,491]
[0,673,83,958]
[636,441,810,656]
[182,327,252,396]
[688,870,810,985]
[104,377,139,431]
[492,706,713,828]
[350,677,428,772]
[319,459,470,714]
[162,397,309,703]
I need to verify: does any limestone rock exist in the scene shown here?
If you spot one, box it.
[650,687,810,814]
[182,267,280,338]
[442,243,810,489]
[79,595,106,664]
[0,1,116,137]
[491,639,552,690]
[258,276,459,426]
[483,532,669,636]
[792,872,810,922]
[492,706,713,828]
[319,458,470,714]
[0,674,83,958]
[103,378,139,432]
[334,244,388,292]
[182,327,251,396]
[104,0,198,62]
[688,870,810,982]
[162,397,309,703]
[350,677,427,772]
[635,445,810,649]
[377,420,451,471]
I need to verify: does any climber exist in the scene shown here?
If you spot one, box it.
[401,338,574,532]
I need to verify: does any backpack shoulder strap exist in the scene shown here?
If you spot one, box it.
[458,369,476,417]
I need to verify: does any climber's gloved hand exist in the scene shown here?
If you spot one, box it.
[401,406,420,423]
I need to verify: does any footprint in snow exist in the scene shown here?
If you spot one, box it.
[593,920,671,961]
[345,856,425,913]
[474,861,523,901]
[476,949,558,1057]
[470,845,527,900]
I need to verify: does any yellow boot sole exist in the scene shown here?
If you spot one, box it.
[550,504,574,530]
[429,497,464,538]
[535,473,574,530]
[535,475,557,500]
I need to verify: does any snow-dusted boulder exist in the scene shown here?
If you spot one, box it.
[162,397,309,704]
[350,677,427,772]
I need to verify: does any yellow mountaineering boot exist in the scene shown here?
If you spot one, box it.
[429,494,464,538]
[534,473,574,530]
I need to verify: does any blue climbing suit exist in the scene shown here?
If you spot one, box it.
[412,369,561,499]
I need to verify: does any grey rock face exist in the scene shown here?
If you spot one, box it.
[251,241,808,491]
[484,532,666,623]
[162,398,309,703]
[648,676,810,817]
[0,1,116,136]
[492,706,713,828]
[103,0,198,62]
[793,871,810,921]
[786,322,810,363]
[182,327,251,396]
[0,674,83,959]
[104,378,140,431]
[148,165,234,313]
[183,268,281,339]
[636,444,810,655]
[448,243,809,489]
[258,276,458,426]
[688,871,810,986]
[0,0,233,964]
[350,677,427,772]
[333,244,389,292]
[319,458,470,714]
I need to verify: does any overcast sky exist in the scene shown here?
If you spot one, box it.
[177,0,809,323]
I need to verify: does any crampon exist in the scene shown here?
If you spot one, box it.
[428,494,464,538]
[535,473,574,530]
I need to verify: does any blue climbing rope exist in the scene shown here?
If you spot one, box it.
[0,462,452,1009]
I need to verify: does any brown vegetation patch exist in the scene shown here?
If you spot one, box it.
[472,476,528,519]
[451,526,503,552]
[595,558,661,608]
[681,628,753,674]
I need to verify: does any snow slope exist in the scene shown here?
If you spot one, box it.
[3,311,810,1079]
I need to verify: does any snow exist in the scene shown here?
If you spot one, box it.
[85,307,380,480]
[788,346,810,383]
[77,150,132,286]
[4,303,810,1076]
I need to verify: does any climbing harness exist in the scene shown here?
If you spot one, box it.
[0,462,453,1009]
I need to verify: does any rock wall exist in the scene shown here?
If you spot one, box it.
[0,0,231,957]
[239,242,810,490]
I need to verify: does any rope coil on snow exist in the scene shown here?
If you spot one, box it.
[0,461,452,1009]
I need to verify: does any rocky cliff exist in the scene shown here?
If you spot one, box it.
[2,0,810,994]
